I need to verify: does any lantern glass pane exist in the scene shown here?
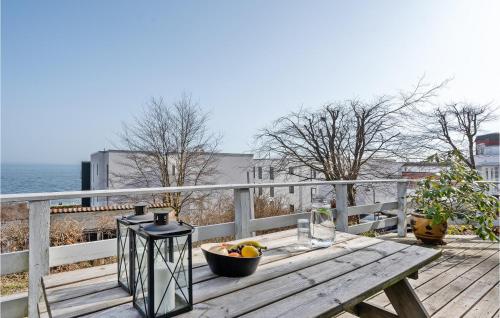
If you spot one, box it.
[117,222,129,289]
[153,236,190,316]
[134,235,149,316]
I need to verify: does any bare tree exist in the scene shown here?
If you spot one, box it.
[413,102,497,168]
[115,94,220,215]
[256,80,445,206]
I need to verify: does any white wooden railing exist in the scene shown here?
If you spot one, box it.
[0,179,409,318]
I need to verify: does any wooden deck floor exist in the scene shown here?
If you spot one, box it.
[336,234,500,318]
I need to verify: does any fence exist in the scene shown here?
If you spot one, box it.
[0,179,409,318]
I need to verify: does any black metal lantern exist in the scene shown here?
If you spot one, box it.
[117,203,154,294]
[132,211,194,317]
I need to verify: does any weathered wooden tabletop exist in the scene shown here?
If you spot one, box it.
[39,229,441,318]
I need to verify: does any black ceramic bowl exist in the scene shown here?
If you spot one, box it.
[201,243,261,277]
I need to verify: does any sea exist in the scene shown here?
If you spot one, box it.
[1,163,82,205]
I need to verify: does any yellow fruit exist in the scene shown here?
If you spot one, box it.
[241,245,260,258]
[227,240,267,251]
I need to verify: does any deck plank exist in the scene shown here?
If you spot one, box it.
[433,265,499,318]
[425,260,499,316]
[418,250,499,315]
[462,283,500,318]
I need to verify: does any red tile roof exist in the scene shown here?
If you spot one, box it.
[50,203,170,214]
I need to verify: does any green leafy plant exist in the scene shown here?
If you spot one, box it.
[317,207,332,217]
[411,152,499,241]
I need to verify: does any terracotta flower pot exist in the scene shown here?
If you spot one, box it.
[410,212,448,245]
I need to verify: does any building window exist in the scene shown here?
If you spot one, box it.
[172,164,176,175]
[311,169,317,179]
[311,188,316,202]
[270,186,274,197]
[258,187,263,196]
[477,143,485,155]
[495,167,499,180]
[289,186,294,194]
[253,167,256,179]
[289,204,295,213]
[106,164,109,188]
[289,167,294,175]
[269,167,274,180]
[96,163,99,176]
[246,171,250,183]
[258,167,263,179]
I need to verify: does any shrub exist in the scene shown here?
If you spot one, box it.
[412,152,499,241]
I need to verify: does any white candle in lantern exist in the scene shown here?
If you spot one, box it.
[154,260,176,315]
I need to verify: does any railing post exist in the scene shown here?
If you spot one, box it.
[234,188,255,239]
[28,200,50,318]
[397,181,408,237]
[335,184,349,232]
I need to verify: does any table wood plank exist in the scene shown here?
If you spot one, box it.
[43,230,304,301]
[240,245,440,318]
[45,234,364,317]
[46,274,117,303]
[193,236,380,303]
[181,240,408,317]
[80,303,140,318]
[49,287,132,318]
[192,232,356,283]
[192,229,299,268]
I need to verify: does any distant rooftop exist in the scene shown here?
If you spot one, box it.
[50,202,170,214]
[91,149,254,157]
[475,132,499,145]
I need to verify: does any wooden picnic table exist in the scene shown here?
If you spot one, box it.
[39,229,441,318]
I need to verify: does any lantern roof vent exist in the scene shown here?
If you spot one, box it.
[141,211,193,237]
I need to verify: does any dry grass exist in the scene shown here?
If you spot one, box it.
[182,191,235,226]
[0,221,29,252]
[0,272,28,295]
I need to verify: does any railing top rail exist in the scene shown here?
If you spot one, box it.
[0,179,412,202]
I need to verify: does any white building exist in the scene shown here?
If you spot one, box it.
[475,133,499,196]
[89,150,317,211]
[475,133,499,181]
[89,150,254,206]
[251,159,316,212]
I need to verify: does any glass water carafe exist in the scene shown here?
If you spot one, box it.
[310,207,335,247]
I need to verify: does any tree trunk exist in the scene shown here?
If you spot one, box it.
[347,184,356,206]
[347,184,360,224]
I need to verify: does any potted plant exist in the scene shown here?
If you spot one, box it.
[410,153,499,244]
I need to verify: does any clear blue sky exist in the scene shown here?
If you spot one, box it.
[2,0,499,164]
